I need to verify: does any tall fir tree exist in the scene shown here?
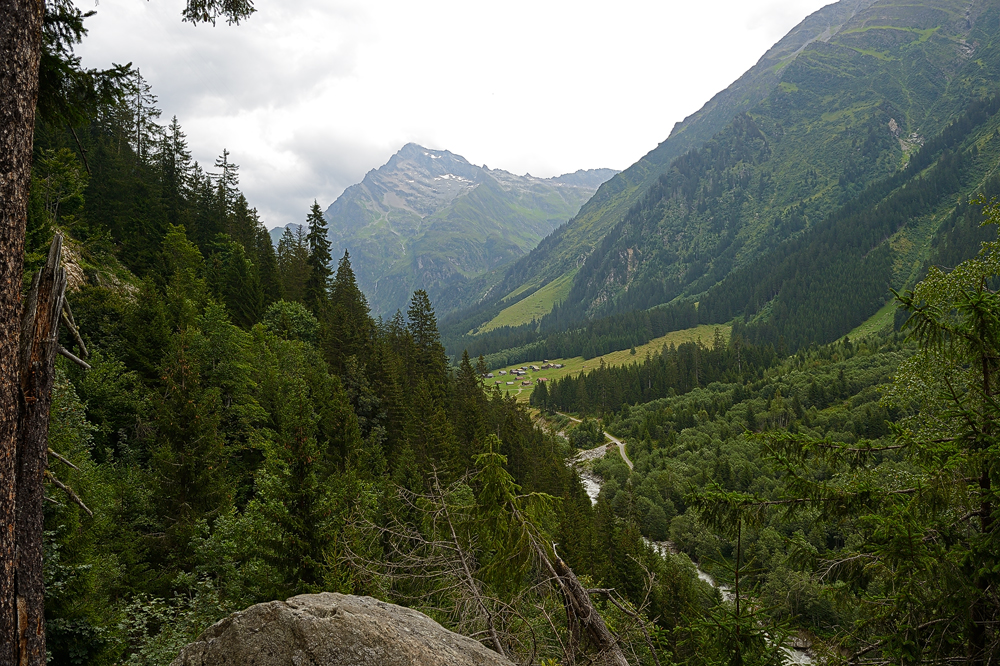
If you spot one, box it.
[406,289,448,403]
[277,225,310,304]
[304,201,331,317]
[158,116,192,228]
[327,251,372,374]
[254,222,283,305]
[454,350,486,460]
[212,148,239,223]
[124,68,161,164]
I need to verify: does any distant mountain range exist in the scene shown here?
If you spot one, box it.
[272,144,616,316]
[442,0,1000,357]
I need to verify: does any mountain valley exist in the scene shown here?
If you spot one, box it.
[10,0,1000,663]
[272,143,616,317]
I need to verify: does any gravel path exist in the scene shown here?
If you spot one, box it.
[557,412,633,470]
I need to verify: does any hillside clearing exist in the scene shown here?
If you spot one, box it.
[473,269,577,334]
[487,324,731,401]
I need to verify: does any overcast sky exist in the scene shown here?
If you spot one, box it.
[75,0,833,229]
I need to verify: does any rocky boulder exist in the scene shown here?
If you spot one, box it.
[170,592,514,666]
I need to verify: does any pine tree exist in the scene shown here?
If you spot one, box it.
[254,222,282,305]
[327,251,372,374]
[304,201,331,317]
[188,162,223,250]
[454,350,486,458]
[213,238,264,329]
[159,116,192,227]
[277,225,310,303]
[248,337,340,592]
[212,148,240,222]
[123,68,162,163]
[407,290,448,403]
[151,327,229,562]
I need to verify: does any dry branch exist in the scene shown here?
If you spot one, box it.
[46,448,79,471]
[60,306,88,358]
[43,470,92,517]
[56,344,90,370]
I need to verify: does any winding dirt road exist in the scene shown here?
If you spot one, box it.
[557,412,633,470]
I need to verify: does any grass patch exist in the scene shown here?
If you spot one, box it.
[847,300,897,341]
[486,324,731,402]
[840,25,939,44]
[475,269,577,334]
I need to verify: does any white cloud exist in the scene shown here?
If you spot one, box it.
[75,0,832,228]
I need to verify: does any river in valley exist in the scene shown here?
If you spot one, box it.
[568,437,815,665]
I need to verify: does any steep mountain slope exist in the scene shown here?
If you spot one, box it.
[551,0,1000,324]
[305,144,615,316]
[447,0,1000,351]
[440,0,880,326]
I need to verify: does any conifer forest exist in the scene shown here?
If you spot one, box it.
[4,0,1000,665]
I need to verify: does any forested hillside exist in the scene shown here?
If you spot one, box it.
[525,223,1000,663]
[435,0,880,326]
[20,52,725,666]
[443,0,1000,362]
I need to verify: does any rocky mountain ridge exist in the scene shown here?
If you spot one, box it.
[272,143,616,316]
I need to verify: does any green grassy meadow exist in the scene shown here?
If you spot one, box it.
[474,269,578,334]
[487,324,731,401]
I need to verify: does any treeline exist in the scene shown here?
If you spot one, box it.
[455,302,700,368]
[531,332,778,414]
[28,73,282,328]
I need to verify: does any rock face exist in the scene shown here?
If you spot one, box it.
[170,592,514,666]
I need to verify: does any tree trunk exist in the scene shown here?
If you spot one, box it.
[0,0,45,662]
[16,235,65,665]
[532,539,629,666]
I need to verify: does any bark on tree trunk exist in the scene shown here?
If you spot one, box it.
[0,0,45,662]
[532,539,629,666]
[15,235,66,666]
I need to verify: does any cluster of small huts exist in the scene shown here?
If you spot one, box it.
[482,360,564,389]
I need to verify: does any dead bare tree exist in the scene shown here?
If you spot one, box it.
[348,468,647,666]
[10,234,91,666]
[348,473,544,663]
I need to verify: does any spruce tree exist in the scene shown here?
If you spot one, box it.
[159,116,192,228]
[188,163,223,251]
[212,148,239,222]
[304,201,331,317]
[407,290,448,402]
[327,251,373,374]
[277,225,310,303]
[454,350,486,457]
[126,68,162,164]
[212,238,264,329]
[254,222,282,305]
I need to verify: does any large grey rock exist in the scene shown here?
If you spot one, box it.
[170,592,514,666]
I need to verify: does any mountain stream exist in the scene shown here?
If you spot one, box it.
[568,434,814,665]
